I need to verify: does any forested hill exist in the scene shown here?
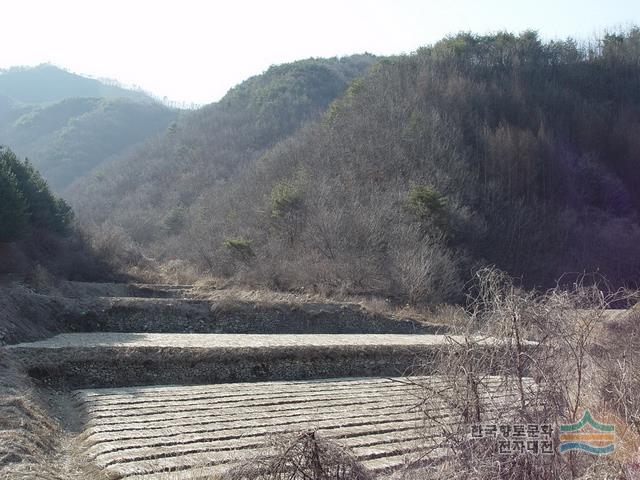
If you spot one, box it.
[0,65,176,190]
[74,31,640,302]
[68,55,377,242]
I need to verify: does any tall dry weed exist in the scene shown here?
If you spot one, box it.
[401,268,639,479]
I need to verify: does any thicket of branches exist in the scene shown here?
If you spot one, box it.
[225,431,373,480]
[400,268,640,479]
[74,30,640,303]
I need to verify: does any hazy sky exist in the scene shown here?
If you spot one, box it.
[1,0,639,105]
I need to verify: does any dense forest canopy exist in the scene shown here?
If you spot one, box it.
[70,30,640,302]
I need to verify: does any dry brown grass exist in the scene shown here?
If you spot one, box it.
[190,282,453,328]
[0,353,79,478]
[0,338,112,480]
[127,258,204,286]
[127,258,464,331]
[5,268,639,479]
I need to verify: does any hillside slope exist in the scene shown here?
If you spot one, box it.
[72,30,640,302]
[69,55,377,245]
[0,65,177,190]
[196,30,639,300]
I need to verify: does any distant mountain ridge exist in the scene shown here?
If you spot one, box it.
[0,64,152,104]
[0,64,176,190]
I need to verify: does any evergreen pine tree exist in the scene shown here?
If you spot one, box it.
[0,157,28,241]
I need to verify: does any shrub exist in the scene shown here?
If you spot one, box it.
[223,237,255,263]
[391,238,463,304]
[404,185,449,233]
[163,206,187,234]
[270,181,303,219]
[225,430,373,480]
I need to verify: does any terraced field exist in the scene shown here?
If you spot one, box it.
[5,282,533,478]
[76,375,532,479]
[8,332,478,349]
[8,332,490,389]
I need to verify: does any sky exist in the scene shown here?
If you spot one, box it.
[1,0,639,106]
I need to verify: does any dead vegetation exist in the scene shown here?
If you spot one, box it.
[397,268,640,479]
[225,430,374,480]
[190,280,457,330]
[0,283,72,346]
[0,353,57,469]
[0,351,111,480]
[196,269,640,480]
